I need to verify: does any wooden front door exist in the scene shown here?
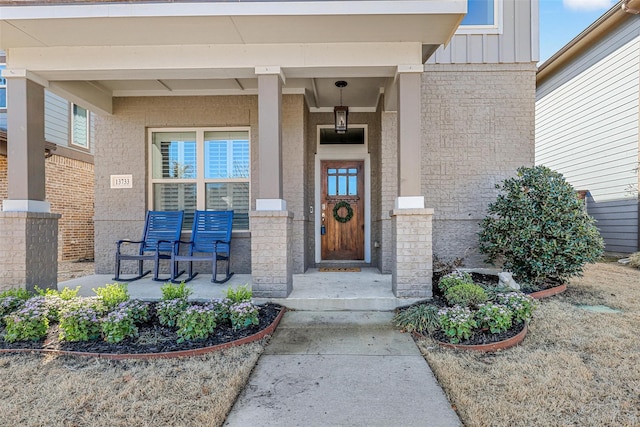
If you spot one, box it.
[321,160,365,260]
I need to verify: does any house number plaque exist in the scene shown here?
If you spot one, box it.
[110,174,133,189]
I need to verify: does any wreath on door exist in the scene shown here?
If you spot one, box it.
[332,201,354,223]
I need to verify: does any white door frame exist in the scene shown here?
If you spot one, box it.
[314,124,371,263]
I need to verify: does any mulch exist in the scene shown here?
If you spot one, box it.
[0,303,282,355]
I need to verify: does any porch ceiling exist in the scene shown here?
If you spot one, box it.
[0,0,466,113]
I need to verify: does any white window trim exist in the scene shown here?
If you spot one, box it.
[456,0,503,35]
[70,103,90,150]
[147,126,251,230]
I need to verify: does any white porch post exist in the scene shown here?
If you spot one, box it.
[251,67,293,298]
[0,71,60,291]
[392,65,433,298]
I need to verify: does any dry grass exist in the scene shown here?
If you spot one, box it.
[417,262,640,426]
[0,341,265,427]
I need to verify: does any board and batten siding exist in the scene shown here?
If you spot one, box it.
[427,0,538,64]
[536,22,640,253]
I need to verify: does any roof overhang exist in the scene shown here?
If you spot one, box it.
[0,1,467,113]
[537,0,640,86]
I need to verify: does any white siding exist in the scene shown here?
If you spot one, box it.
[44,90,69,146]
[428,0,538,64]
[536,22,640,253]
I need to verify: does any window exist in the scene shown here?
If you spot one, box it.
[0,63,6,110]
[458,0,501,34]
[71,104,89,148]
[149,128,250,231]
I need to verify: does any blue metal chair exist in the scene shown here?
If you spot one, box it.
[114,210,184,282]
[170,210,234,284]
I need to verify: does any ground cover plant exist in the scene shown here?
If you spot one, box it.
[0,282,281,355]
[416,262,640,426]
[478,166,604,290]
[393,271,537,345]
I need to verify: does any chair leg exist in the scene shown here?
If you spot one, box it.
[212,255,233,284]
[114,254,121,280]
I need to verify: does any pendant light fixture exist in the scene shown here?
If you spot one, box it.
[334,80,349,134]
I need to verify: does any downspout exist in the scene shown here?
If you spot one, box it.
[622,0,640,14]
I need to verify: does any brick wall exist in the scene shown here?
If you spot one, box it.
[421,63,536,266]
[0,153,94,262]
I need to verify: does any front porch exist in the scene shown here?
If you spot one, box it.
[59,268,425,311]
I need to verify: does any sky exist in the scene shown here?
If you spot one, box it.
[539,0,618,63]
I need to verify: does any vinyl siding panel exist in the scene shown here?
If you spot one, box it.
[428,0,537,64]
[44,90,69,146]
[536,23,640,253]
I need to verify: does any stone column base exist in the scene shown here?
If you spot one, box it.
[0,211,61,292]
[391,208,434,298]
[250,210,293,298]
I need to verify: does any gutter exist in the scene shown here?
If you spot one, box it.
[537,1,627,85]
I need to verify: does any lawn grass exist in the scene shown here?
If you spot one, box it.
[0,341,265,426]
[416,262,640,426]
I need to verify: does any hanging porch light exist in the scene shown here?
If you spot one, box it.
[334,81,349,134]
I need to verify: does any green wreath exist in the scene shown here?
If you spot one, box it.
[332,201,354,223]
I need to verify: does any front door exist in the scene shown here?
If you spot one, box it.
[321,160,365,260]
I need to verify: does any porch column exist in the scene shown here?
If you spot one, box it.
[251,67,293,298]
[0,72,60,292]
[392,65,433,298]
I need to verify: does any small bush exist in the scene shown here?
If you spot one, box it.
[93,283,129,310]
[225,284,252,304]
[101,309,138,344]
[392,304,440,334]
[0,296,26,318]
[59,299,105,342]
[445,283,488,307]
[210,298,232,324]
[3,297,49,342]
[629,252,640,269]
[176,304,217,342]
[117,299,150,324]
[476,303,513,334]
[229,302,259,330]
[157,298,189,327]
[160,281,192,301]
[438,306,477,344]
[479,166,604,288]
[495,292,538,324]
[438,271,474,294]
[36,286,80,301]
[0,288,32,301]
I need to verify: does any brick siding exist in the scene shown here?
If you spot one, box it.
[0,153,94,262]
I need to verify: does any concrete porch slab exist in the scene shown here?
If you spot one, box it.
[59,268,427,311]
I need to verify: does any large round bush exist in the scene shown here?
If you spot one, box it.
[478,166,604,288]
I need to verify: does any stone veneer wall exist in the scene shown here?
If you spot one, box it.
[93,95,307,275]
[0,153,94,262]
[421,63,536,266]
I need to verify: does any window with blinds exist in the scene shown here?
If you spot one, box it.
[150,128,250,231]
[71,104,89,148]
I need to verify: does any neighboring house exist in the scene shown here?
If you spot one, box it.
[0,0,538,297]
[0,53,95,262]
[536,1,640,254]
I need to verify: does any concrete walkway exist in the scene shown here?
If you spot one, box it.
[224,311,461,427]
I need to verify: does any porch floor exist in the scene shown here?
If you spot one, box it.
[58,268,426,311]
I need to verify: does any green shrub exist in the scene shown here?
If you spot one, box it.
[160,281,192,301]
[438,306,477,344]
[3,297,49,342]
[392,304,440,334]
[629,252,640,269]
[478,166,604,288]
[229,302,259,330]
[445,283,488,307]
[0,288,32,301]
[495,292,538,324]
[36,286,80,301]
[101,309,138,344]
[93,282,129,310]
[475,303,513,334]
[176,304,217,342]
[157,298,189,327]
[58,299,105,342]
[225,284,252,304]
[210,298,232,325]
[438,271,474,294]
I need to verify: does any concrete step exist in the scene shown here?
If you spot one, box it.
[255,295,423,311]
